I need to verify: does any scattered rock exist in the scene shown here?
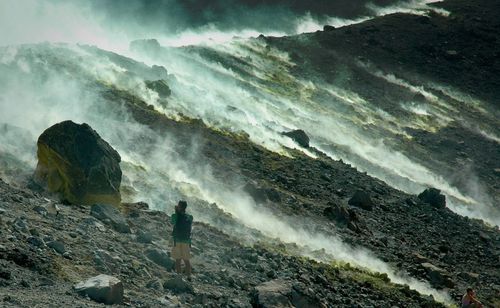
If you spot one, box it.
[32,205,48,216]
[163,275,193,294]
[94,249,120,273]
[282,129,310,148]
[243,182,269,204]
[145,248,175,270]
[145,79,171,98]
[418,188,446,208]
[27,236,45,247]
[0,269,11,280]
[266,188,282,203]
[74,274,124,305]
[137,230,153,244]
[458,272,479,281]
[324,203,352,224]
[47,240,65,254]
[348,190,374,211]
[421,262,454,288]
[412,252,428,264]
[91,204,130,233]
[34,120,122,206]
[251,280,292,307]
[146,279,164,291]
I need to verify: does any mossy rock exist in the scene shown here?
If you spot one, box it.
[34,120,121,206]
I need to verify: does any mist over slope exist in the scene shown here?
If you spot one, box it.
[0,0,499,306]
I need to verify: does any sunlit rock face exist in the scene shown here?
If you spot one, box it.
[34,120,122,206]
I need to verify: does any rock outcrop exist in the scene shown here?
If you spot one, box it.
[282,129,310,148]
[418,188,446,208]
[145,79,171,98]
[34,121,122,206]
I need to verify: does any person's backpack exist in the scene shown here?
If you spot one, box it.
[172,213,192,243]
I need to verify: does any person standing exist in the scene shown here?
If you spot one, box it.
[171,200,193,277]
[461,288,483,308]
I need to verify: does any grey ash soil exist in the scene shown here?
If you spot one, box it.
[0,179,444,307]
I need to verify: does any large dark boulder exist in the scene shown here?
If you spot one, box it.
[282,129,310,148]
[34,121,121,206]
[418,188,446,208]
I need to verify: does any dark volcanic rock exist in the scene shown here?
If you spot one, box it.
[74,274,124,305]
[251,279,293,307]
[91,204,130,233]
[145,248,175,270]
[421,262,454,288]
[348,190,374,211]
[145,79,171,98]
[418,188,446,208]
[34,120,122,206]
[163,276,193,294]
[47,240,65,254]
[323,202,360,225]
[323,25,336,32]
[282,129,310,148]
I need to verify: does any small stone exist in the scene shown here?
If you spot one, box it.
[0,269,11,280]
[0,208,6,215]
[91,204,130,233]
[38,277,55,286]
[27,236,44,247]
[146,279,164,291]
[458,272,479,281]
[32,206,48,216]
[47,241,65,254]
[163,275,193,294]
[267,270,277,278]
[20,280,31,288]
[136,230,153,244]
[145,248,175,270]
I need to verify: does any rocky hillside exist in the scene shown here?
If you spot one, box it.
[0,179,445,307]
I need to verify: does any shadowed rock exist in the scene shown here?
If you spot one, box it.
[282,129,310,148]
[418,188,446,208]
[163,276,193,294]
[91,204,130,233]
[348,190,374,211]
[34,120,122,206]
[145,79,171,98]
[251,279,320,308]
[74,274,124,305]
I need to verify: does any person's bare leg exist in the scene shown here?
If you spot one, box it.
[184,259,192,276]
[175,259,182,274]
